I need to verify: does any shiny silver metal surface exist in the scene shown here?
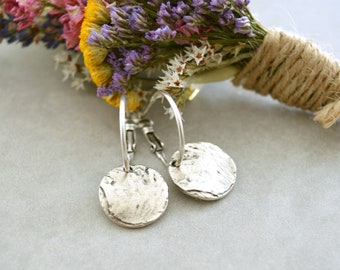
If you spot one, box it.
[169,142,237,200]
[99,165,168,228]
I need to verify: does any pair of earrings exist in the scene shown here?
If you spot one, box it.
[98,91,237,228]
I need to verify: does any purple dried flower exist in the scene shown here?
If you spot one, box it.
[97,85,113,97]
[111,72,128,93]
[145,25,177,41]
[183,13,205,27]
[209,0,231,13]
[87,24,121,48]
[108,5,133,38]
[87,29,102,45]
[172,1,191,19]
[158,2,172,17]
[140,45,153,61]
[234,16,254,36]
[219,9,234,26]
[101,24,115,40]
[107,45,154,77]
[191,0,208,14]
[124,50,140,74]
[124,46,153,74]
[235,0,250,9]
[107,52,124,72]
[108,5,125,24]
[156,2,172,26]
[129,6,149,32]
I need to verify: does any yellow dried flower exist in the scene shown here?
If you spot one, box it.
[83,0,110,24]
[79,0,112,86]
[103,91,141,111]
[89,63,113,87]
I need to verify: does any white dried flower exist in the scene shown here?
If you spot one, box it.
[185,45,207,66]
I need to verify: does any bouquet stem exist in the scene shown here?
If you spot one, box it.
[233,30,340,128]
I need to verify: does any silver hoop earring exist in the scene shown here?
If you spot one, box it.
[142,91,237,201]
[98,94,168,228]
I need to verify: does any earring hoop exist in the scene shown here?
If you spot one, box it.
[119,94,130,172]
[142,90,185,167]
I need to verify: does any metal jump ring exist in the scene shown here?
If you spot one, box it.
[142,90,185,167]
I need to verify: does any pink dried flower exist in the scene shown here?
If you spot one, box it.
[50,0,86,50]
[3,0,43,30]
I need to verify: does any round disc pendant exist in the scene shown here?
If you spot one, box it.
[99,165,168,228]
[169,142,237,201]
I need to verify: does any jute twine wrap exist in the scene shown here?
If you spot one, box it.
[233,30,340,128]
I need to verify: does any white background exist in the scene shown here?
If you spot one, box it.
[0,1,339,269]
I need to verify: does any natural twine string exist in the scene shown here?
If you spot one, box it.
[233,29,340,128]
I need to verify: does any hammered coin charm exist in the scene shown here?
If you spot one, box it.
[99,165,168,228]
[168,142,236,201]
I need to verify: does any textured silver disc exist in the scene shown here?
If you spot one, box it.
[169,142,236,200]
[99,165,168,228]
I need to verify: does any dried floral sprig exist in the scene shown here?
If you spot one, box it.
[0,0,85,49]
[1,0,339,127]
[79,0,266,110]
[54,50,91,90]
[0,6,64,48]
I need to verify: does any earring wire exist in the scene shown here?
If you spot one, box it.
[119,94,130,172]
[142,90,185,167]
